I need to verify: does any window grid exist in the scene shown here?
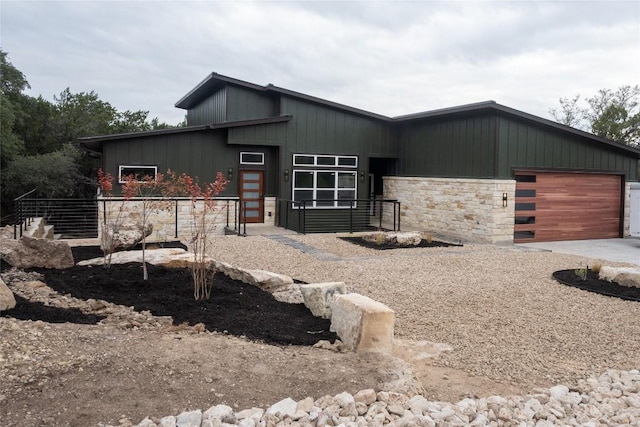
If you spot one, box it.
[292,170,357,208]
[293,154,358,168]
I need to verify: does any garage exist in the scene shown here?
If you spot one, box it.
[513,171,623,243]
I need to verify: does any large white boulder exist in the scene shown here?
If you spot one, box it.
[599,266,640,288]
[0,278,16,311]
[300,282,347,318]
[362,231,422,246]
[3,236,74,269]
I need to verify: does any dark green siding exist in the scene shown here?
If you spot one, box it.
[397,114,496,178]
[497,116,638,180]
[226,86,277,122]
[103,130,232,197]
[228,122,288,146]
[187,88,226,125]
[103,130,280,198]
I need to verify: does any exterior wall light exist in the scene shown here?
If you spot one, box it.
[284,169,290,182]
[502,192,508,207]
[227,167,233,181]
[360,170,365,182]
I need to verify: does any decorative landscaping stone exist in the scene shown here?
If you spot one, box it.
[0,277,16,311]
[300,282,347,318]
[215,261,293,291]
[599,266,640,288]
[362,231,422,246]
[77,248,189,266]
[330,293,395,353]
[100,221,153,252]
[3,236,74,269]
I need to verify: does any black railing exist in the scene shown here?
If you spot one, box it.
[13,196,246,240]
[276,198,401,234]
[13,189,37,239]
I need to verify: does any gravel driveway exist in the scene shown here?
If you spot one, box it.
[205,234,640,392]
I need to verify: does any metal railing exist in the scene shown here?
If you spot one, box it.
[13,195,249,239]
[276,198,401,234]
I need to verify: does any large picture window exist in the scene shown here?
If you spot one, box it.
[292,153,358,208]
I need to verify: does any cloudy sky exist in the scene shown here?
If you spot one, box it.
[2,1,639,126]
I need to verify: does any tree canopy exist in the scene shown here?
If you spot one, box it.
[550,85,640,147]
[0,49,184,223]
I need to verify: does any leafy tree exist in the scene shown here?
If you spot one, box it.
[0,50,29,100]
[550,85,640,146]
[2,144,81,201]
[0,50,29,166]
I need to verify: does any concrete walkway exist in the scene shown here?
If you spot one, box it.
[516,238,640,266]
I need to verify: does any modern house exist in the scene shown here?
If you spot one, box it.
[80,73,640,244]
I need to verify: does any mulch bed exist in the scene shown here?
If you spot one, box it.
[553,269,640,302]
[2,245,337,346]
[339,236,463,250]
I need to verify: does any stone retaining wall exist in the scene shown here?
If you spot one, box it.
[383,177,516,244]
[97,197,238,242]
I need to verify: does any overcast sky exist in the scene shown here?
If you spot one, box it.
[2,1,639,126]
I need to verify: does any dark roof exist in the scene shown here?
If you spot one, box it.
[175,72,390,121]
[175,73,640,157]
[79,116,292,153]
[394,100,640,157]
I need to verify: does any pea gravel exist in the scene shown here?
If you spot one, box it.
[205,234,640,391]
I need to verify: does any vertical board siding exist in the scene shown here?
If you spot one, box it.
[397,114,496,178]
[187,88,227,125]
[103,130,238,197]
[226,86,277,122]
[498,116,637,180]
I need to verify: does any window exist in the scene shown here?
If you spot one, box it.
[240,152,264,165]
[292,154,358,208]
[118,165,157,183]
[293,170,357,208]
[293,154,358,168]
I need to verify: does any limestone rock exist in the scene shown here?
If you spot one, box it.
[175,409,202,427]
[362,231,422,246]
[300,282,347,318]
[101,221,153,252]
[215,261,293,291]
[266,397,297,417]
[599,266,640,288]
[330,293,395,353]
[3,236,74,269]
[0,277,16,311]
[78,248,188,266]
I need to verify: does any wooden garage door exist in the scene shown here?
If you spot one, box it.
[514,172,622,243]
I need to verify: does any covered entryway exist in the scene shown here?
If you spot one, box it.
[513,171,622,243]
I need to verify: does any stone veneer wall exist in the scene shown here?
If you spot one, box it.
[97,197,239,242]
[383,177,516,244]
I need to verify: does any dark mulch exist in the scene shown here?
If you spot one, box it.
[553,269,640,302]
[9,294,106,324]
[2,245,337,346]
[339,236,463,250]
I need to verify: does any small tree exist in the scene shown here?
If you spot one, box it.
[96,168,123,268]
[164,170,228,300]
[119,172,169,281]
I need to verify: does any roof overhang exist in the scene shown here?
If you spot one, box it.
[78,116,292,153]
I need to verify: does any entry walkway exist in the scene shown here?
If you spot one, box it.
[516,238,640,266]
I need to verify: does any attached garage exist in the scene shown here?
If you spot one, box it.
[514,171,623,243]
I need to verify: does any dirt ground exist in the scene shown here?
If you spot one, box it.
[0,244,527,427]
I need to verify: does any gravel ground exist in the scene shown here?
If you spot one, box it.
[205,233,640,391]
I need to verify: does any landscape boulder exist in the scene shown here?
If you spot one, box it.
[599,266,640,289]
[215,261,293,291]
[330,293,395,353]
[362,231,422,247]
[3,236,74,269]
[0,278,16,311]
[100,221,153,252]
[300,282,347,318]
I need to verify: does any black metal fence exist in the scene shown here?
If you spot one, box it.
[276,198,401,234]
[13,192,247,239]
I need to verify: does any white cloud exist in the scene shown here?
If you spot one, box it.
[1,0,638,126]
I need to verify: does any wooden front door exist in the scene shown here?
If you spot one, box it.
[239,170,264,223]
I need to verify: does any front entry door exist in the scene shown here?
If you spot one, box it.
[239,170,264,223]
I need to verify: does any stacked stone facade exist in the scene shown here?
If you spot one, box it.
[97,197,238,242]
[383,177,516,244]
[624,181,632,237]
